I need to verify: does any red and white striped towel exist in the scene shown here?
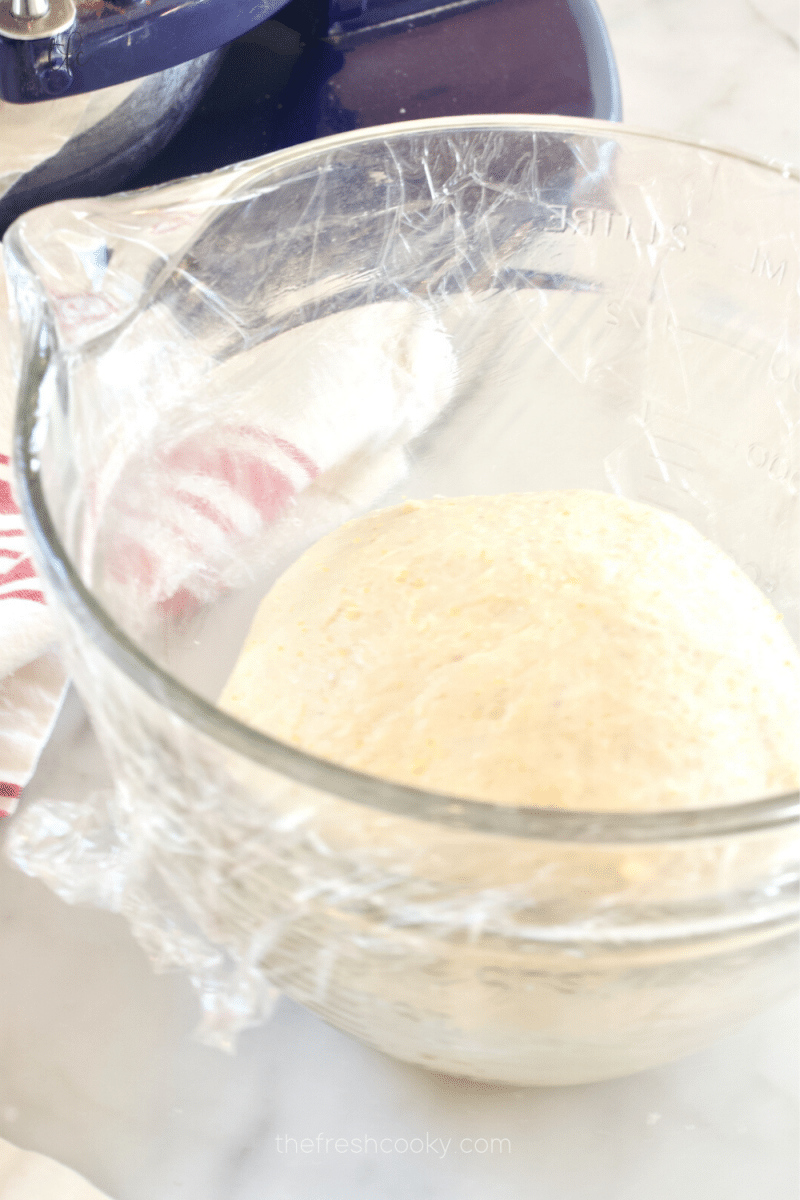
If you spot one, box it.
[89,301,458,630]
[0,379,68,811]
[0,259,68,815]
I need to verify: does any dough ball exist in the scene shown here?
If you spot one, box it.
[218,491,800,811]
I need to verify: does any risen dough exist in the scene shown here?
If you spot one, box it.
[0,1136,110,1199]
[219,491,800,811]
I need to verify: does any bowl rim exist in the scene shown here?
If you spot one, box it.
[11,114,800,845]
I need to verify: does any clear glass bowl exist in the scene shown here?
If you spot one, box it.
[7,116,799,1084]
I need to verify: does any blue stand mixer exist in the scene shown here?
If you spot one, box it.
[0,0,620,227]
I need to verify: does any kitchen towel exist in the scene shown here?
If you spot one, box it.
[0,258,68,817]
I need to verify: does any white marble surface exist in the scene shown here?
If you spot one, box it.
[603,0,798,166]
[2,5,799,1199]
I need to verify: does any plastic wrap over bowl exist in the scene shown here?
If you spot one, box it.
[6,116,800,1085]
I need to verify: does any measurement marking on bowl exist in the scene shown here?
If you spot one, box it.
[649,411,737,454]
[648,434,698,451]
[643,473,672,485]
[737,245,790,287]
[642,473,695,488]
[550,205,690,251]
[746,443,799,493]
[649,457,700,474]
[744,562,778,593]
[769,346,800,392]
[671,324,760,358]
[645,438,703,471]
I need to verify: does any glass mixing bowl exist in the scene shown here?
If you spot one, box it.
[6,116,799,1085]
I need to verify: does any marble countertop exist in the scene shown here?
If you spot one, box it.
[1,3,798,1198]
[603,0,798,166]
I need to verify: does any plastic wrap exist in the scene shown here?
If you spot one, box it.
[5,117,800,1084]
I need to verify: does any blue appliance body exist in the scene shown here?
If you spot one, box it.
[0,0,285,102]
[1,0,620,202]
[126,0,620,187]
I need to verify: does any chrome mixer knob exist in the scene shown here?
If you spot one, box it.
[10,0,50,18]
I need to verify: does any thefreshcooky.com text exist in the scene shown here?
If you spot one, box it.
[274,1134,510,1158]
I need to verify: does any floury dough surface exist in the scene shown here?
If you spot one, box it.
[219,491,800,811]
[0,1136,110,1199]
